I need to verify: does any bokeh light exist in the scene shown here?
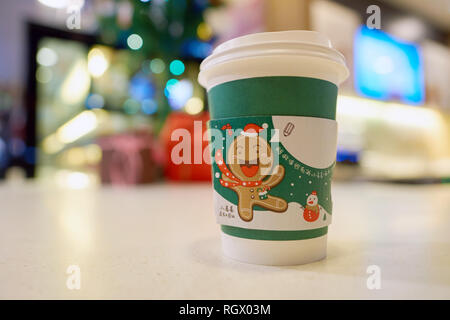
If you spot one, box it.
[129,73,155,101]
[141,99,158,115]
[87,48,109,77]
[185,40,212,58]
[56,170,91,189]
[42,134,64,154]
[185,97,204,115]
[128,72,155,101]
[197,22,213,41]
[127,34,143,50]
[86,94,105,109]
[123,98,140,114]
[65,147,86,167]
[164,78,179,97]
[57,110,98,144]
[167,79,193,110]
[61,60,91,104]
[169,59,185,76]
[36,47,58,66]
[169,21,184,38]
[150,58,165,74]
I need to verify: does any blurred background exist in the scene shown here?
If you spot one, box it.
[0,0,449,188]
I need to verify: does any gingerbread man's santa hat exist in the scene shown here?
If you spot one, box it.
[240,123,268,137]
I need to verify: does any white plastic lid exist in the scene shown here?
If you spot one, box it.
[199,30,349,87]
[215,30,333,53]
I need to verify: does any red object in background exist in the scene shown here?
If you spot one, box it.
[160,112,211,181]
[97,130,164,185]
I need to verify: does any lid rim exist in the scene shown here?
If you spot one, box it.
[200,42,346,72]
[213,30,333,53]
[198,61,350,89]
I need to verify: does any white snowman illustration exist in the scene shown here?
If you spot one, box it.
[303,191,320,222]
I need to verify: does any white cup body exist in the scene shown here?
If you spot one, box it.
[199,31,348,265]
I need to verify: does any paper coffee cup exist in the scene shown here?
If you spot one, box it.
[199,31,349,265]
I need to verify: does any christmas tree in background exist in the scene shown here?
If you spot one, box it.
[95,0,221,130]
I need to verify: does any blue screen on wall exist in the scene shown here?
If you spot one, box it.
[354,26,424,105]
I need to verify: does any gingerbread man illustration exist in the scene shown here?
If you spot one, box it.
[215,123,288,222]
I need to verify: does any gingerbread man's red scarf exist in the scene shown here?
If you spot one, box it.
[215,149,264,188]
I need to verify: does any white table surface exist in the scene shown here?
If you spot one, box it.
[0,181,449,299]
